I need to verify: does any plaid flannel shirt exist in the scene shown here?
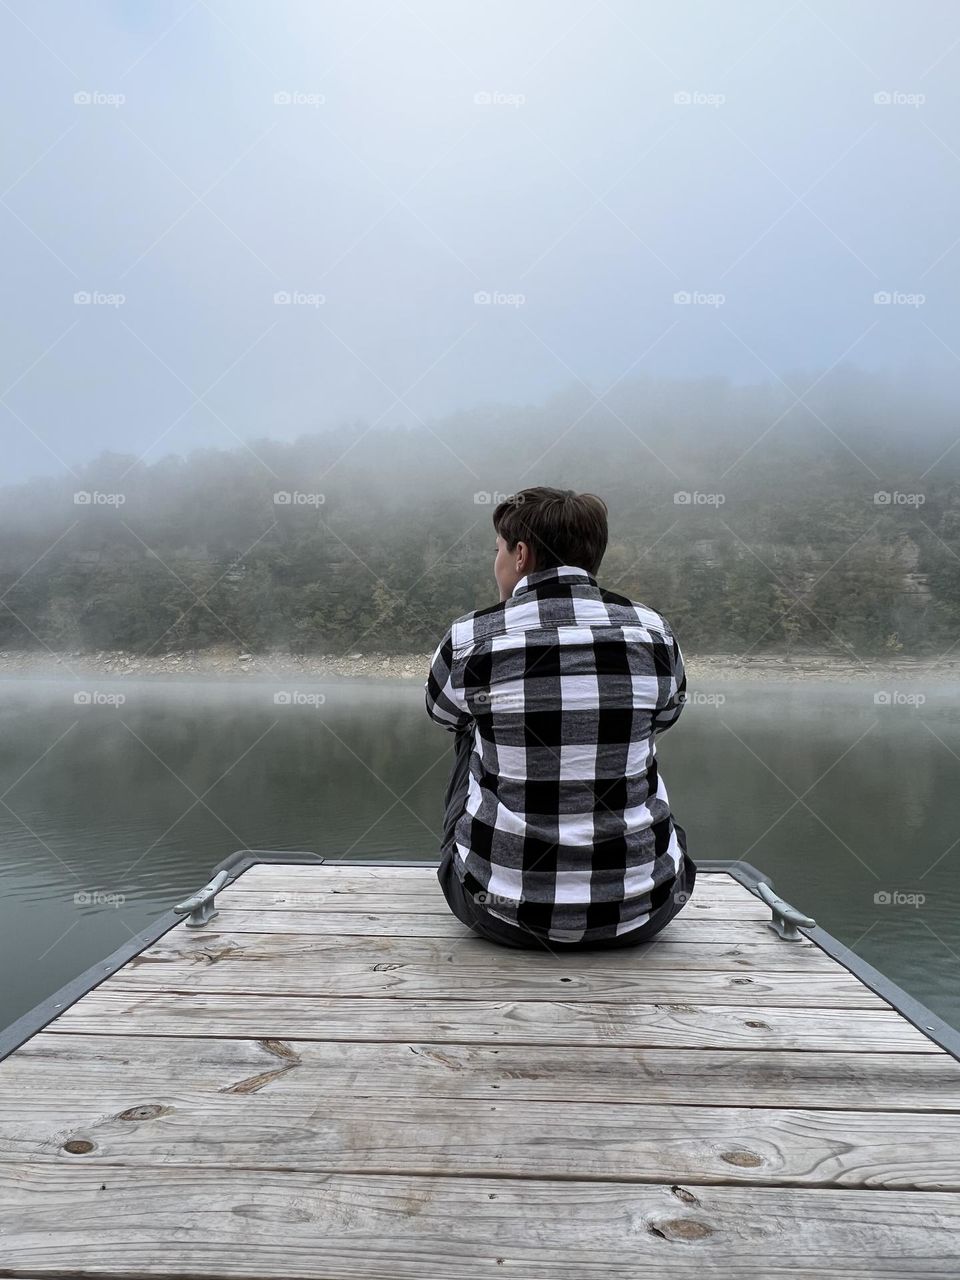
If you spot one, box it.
[425,563,687,943]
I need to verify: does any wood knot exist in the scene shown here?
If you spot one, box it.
[648,1218,714,1242]
[670,1185,700,1205]
[720,1149,764,1167]
[63,1139,94,1155]
[116,1104,171,1121]
[259,1039,300,1063]
[745,1019,769,1029]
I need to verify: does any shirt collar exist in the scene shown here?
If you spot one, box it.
[511,564,597,599]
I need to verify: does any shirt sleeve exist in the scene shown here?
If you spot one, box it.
[425,628,473,733]
[651,631,686,735]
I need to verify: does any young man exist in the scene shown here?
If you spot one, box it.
[425,486,695,950]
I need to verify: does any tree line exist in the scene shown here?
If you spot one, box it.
[2,370,959,657]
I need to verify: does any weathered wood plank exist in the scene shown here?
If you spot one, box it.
[227,864,727,879]
[48,989,938,1052]
[207,909,792,941]
[219,887,457,913]
[4,1090,960,1189]
[110,956,889,1007]
[216,886,771,919]
[130,929,837,973]
[230,864,744,885]
[229,863,439,889]
[229,865,742,875]
[13,1033,960,1111]
[225,866,758,899]
[3,1165,959,1277]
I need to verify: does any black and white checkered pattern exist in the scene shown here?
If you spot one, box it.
[425,564,687,943]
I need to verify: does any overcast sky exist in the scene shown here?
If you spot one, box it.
[1,0,959,483]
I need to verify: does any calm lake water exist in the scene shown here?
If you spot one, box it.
[1,677,958,1031]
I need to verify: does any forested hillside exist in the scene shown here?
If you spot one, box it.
[2,370,959,657]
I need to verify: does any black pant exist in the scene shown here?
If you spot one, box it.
[436,725,697,952]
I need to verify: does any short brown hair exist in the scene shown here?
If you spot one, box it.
[492,487,608,575]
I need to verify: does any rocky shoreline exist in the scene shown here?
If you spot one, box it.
[0,644,955,683]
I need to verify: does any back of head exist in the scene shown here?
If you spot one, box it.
[492,486,608,574]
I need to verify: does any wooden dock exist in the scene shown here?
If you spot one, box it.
[2,858,960,1277]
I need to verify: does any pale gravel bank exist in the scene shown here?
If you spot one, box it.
[0,644,956,684]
